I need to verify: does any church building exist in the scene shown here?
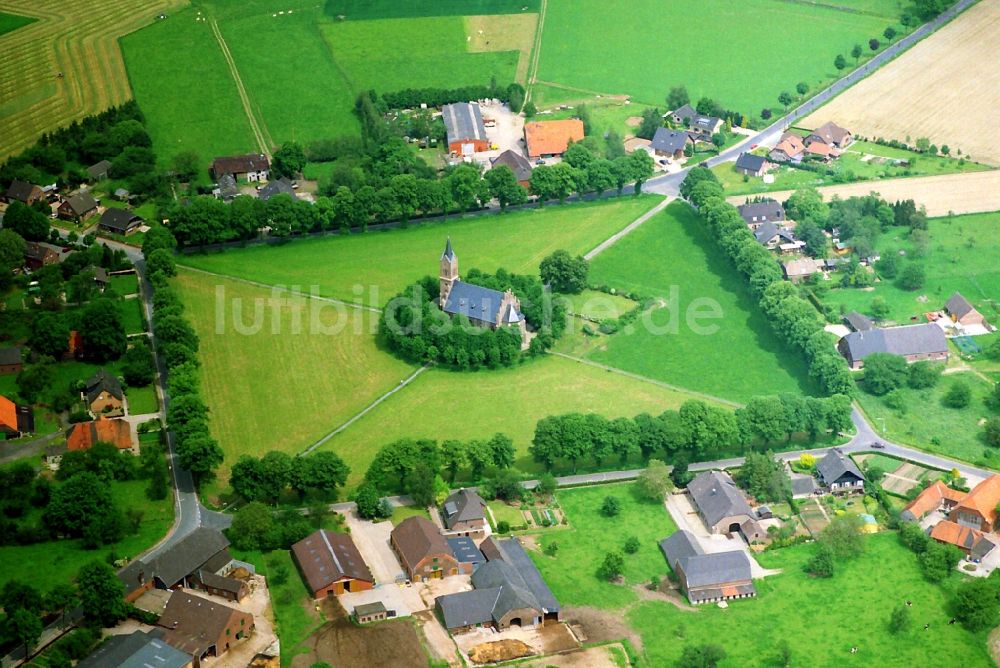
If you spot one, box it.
[438,239,529,348]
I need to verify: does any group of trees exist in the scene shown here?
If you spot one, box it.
[862,355,941,396]
[898,520,964,582]
[371,81,525,113]
[227,501,327,552]
[540,250,589,294]
[682,171,854,396]
[734,450,791,503]
[530,141,654,202]
[805,514,866,577]
[363,434,515,494]
[229,450,349,505]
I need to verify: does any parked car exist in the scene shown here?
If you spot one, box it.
[871,442,885,449]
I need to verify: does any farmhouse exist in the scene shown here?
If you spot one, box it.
[257,178,296,202]
[843,311,874,332]
[66,416,133,451]
[782,258,821,284]
[441,488,487,536]
[837,323,949,369]
[58,191,99,221]
[816,449,865,493]
[754,222,796,250]
[85,160,112,182]
[0,396,34,437]
[650,128,690,160]
[946,292,987,328]
[524,119,585,159]
[77,629,192,668]
[435,537,559,633]
[929,520,990,555]
[687,470,764,541]
[211,154,269,182]
[24,242,64,270]
[769,133,805,162]
[949,475,1000,533]
[438,240,528,346]
[391,516,463,582]
[659,530,756,605]
[738,200,785,229]
[901,480,966,522]
[291,529,374,598]
[734,153,774,177]
[804,140,836,160]
[0,347,23,375]
[84,368,124,413]
[5,179,45,205]
[667,103,696,125]
[807,121,853,149]
[119,527,236,602]
[442,102,489,156]
[490,150,533,187]
[99,208,143,235]
[157,591,254,662]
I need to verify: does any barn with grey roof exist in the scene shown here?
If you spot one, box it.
[443,102,489,155]
[837,323,948,369]
[659,530,756,604]
[687,470,764,541]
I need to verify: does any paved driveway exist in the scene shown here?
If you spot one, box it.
[343,510,403,585]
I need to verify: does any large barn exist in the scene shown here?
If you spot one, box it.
[442,102,489,156]
[291,529,374,598]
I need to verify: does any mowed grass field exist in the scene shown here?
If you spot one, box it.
[175,269,417,482]
[324,0,541,20]
[801,0,1000,165]
[178,197,663,306]
[536,0,893,111]
[318,355,707,486]
[0,0,186,160]
[584,202,818,402]
[630,534,992,667]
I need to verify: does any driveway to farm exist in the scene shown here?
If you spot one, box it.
[343,510,404,585]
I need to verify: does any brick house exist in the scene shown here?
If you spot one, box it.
[211,154,269,182]
[58,191,99,222]
[291,529,374,598]
[390,516,462,582]
[66,416,133,451]
[949,475,1000,532]
[0,347,23,375]
[441,488,487,537]
[83,368,124,413]
[24,242,62,270]
[806,121,853,149]
[946,292,987,328]
[4,179,45,205]
[837,323,949,369]
[490,150,533,188]
[687,470,764,541]
[158,591,254,662]
[0,395,34,437]
[650,128,691,160]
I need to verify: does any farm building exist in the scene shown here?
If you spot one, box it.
[837,323,949,369]
[354,601,389,624]
[257,177,296,202]
[901,480,966,522]
[949,475,1000,533]
[442,102,489,156]
[157,591,254,662]
[0,347,23,375]
[929,520,993,557]
[734,153,774,177]
[524,119,584,159]
[439,239,528,346]
[58,191,98,221]
[737,200,785,229]
[490,150,533,187]
[291,529,374,598]
[85,160,112,182]
[659,530,756,605]
[807,121,853,149]
[441,488,487,536]
[816,449,865,493]
[687,470,764,541]
[44,443,66,470]
[391,516,463,581]
[769,133,806,162]
[99,208,143,236]
[0,396,34,438]
[211,154,270,182]
[946,292,987,328]
[84,368,124,413]
[782,258,821,283]
[447,537,486,572]
[77,629,192,668]
[843,311,874,332]
[650,128,690,160]
[118,527,236,602]
[214,174,239,201]
[66,416,133,452]
[5,179,45,205]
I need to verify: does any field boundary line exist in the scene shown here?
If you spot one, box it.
[532,79,627,100]
[178,265,380,313]
[298,364,430,456]
[584,197,671,260]
[549,352,744,408]
[524,0,546,102]
[209,18,270,156]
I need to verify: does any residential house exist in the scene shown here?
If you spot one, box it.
[524,119,585,159]
[688,114,723,139]
[667,103,696,126]
[257,178,296,202]
[354,601,389,624]
[659,530,756,605]
[44,443,67,470]
[78,629,192,668]
[4,179,45,205]
[99,208,143,236]
[119,527,236,602]
[737,200,785,229]
[816,449,865,493]
[24,242,63,270]
[93,267,110,291]
[843,311,874,332]
[949,475,1000,533]
[85,160,112,182]
[157,591,254,662]
[441,488,487,536]
[58,191,99,222]
[447,536,486,572]
[490,150,533,187]
[213,174,239,202]
[837,323,949,369]
[390,516,462,581]
[769,133,806,162]
[650,128,690,161]
[66,416,133,452]
[734,153,774,177]
[291,529,374,598]
[687,470,765,541]
[946,292,987,328]
[754,222,796,250]
[435,537,559,633]
[782,258,822,284]
[901,480,966,522]
[84,368,124,413]
[211,154,270,182]
[442,102,489,156]
[0,396,34,437]
[807,121,853,149]
[0,347,23,375]
[804,140,836,160]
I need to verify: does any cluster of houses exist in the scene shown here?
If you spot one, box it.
[4,178,145,236]
[643,104,725,164]
[903,475,1000,566]
[770,121,853,163]
[209,153,303,204]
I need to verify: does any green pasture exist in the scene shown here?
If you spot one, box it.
[0,11,35,36]
[563,290,637,321]
[178,196,663,307]
[324,0,540,20]
[585,201,819,402]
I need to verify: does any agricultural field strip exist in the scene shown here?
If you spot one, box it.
[584,197,672,260]
[208,18,268,155]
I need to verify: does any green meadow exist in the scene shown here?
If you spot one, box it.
[0,11,35,36]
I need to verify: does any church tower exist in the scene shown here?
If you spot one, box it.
[439,238,459,308]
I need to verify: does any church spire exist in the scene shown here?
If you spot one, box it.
[442,237,456,262]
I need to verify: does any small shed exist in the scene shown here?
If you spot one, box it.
[354,601,388,624]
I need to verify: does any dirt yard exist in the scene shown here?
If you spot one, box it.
[800,0,1000,165]
[518,644,630,668]
[726,171,1000,217]
[562,606,644,652]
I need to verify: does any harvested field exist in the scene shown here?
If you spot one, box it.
[725,170,1000,217]
[800,0,1000,165]
[469,639,534,664]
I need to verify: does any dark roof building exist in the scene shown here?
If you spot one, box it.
[734,153,771,175]
[753,222,795,246]
[443,280,523,328]
[816,449,865,492]
[157,591,254,660]
[291,529,374,598]
[5,179,44,205]
[687,470,757,535]
[77,629,192,668]
[215,174,239,201]
[442,488,486,531]
[668,104,696,123]
[737,200,784,226]
[442,102,489,155]
[490,150,533,184]
[946,292,975,320]
[837,323,948,369]
[843,311,874,332]
[0,346,23,371]
[85,368,124,405]
[659,530,756,604]
[447,536,485,568]
[59,191,99,219]
[258,177,296,202]
[99,208,143,235]
[650,128,689,157]
[211,154,270,180]
[119,527,232,601]
[86,160,113,182]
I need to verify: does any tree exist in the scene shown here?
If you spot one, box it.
[176,431,224,482]
[121,343,155,387]
[851,43,863,63]
[898,263,925,290]
[834,54,847,71]
[146,248,176,278]
[734,451,790,503]
[0,229,26,272]
[678,643,726,668]
[777,91,793,110]
[760,108,773,120]
[711,133,726,152]
[796,82,809,97]
[888,603,911,634]
[953,577,1000,631]
[942,380,971,409]
[488,433,516,470]
[536,472,558,498]
[869,296,890,322]
[919,542,962,582]
[43,472,117,538]
[597,551,624,581]
[228,501,274,551]
[876,252,899,279]
[869,38,881,51]
[355,481,391,520]
[820,514,865,560]
[636,459,674,501]
[440,440,467,483]
[3,201,49,241]
[907,360,941,389]
[8,608,42,658]
[44,584,77,629]
[862,353,909,395]
[272,142,306,179]
[1,581,43,614]
[523,101,537,118]
[671,456,692,488]
[601,495,621,517]
[636,107,662,140]
[485,165,527,210]
[806,544,835,577]
[80,299,127,361]
[539,250,588,294]
[530,163,579,202]
[666,86,689,110]
[985,417,1000,448]
[884,26,897,42]
[28,312,69,358]
[623,536,640,554]
[406,463,436,507]
[77,561,127,627]
[483,468,524,502]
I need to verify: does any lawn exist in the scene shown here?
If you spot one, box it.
[318,354,713,487]
[563,290,637,321]
[324,0,541,20]
[585,201,819,402]
[127,384,159,416]
[0,11,34,36]
[119,298,145,334]
[390,505,431,526]
[537,0,895,112]
[856,371,997,467]
[178,196,663,307]
[121,7,257,171]
[817,212,1000,324]
[530,483,677,610]
[487,500,526,529]
[0,479,174,590]
[110,273,139,296]
[176,269,416,484]
[629,534,992,667]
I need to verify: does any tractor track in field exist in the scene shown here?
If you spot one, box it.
[210,18,270,156]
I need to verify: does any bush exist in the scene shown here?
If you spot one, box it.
[805,545,835,578]
[497,520,510,534]
[623,536,640,554]
[942,380,972,409]
[907,361,941,389]
[863,353,909,395]
[597,551,624,581]
[601,496,621,517]
[544,541,558,556]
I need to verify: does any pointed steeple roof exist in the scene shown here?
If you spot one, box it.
[442,238,456,262]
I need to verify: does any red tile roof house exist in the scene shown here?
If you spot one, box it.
[524,120,585,159]
[441,488,488,537]
[950,475,1000,533]
[390,516,465,582]
[291,529,374,598]
[66,416,133,451]
[901,480,966,522]
[0,395,34,438]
